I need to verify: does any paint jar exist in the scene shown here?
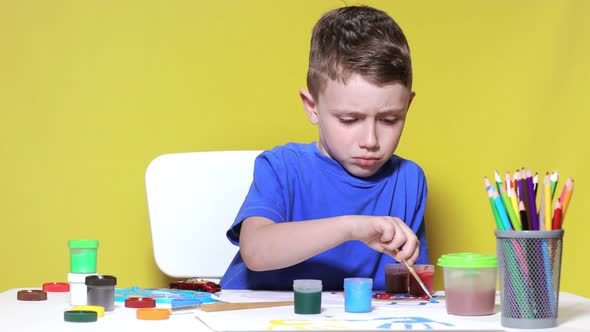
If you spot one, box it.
[384,264,409,293]
[68,272,96,306]
[344,278,373,313]
[85,275,117,311]
[293,279,322,314]
[437,253,497,316]
[408,264,435,297]
[68,239,99,273]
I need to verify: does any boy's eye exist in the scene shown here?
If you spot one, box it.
[380,118,398,125]
[339,117,358,124]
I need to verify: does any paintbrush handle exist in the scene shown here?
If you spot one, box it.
[200,301,294,312]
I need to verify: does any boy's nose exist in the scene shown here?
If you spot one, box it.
[359,125,379,150]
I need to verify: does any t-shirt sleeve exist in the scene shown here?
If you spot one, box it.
[225,152,287,245]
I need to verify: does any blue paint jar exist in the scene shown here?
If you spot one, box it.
[344,278,373,313]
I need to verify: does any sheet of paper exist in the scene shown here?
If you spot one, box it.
[195,304,503,331]
[199,290,503,331]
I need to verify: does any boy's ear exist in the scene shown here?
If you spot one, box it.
[407,91,416,110]
[299,89,319,125]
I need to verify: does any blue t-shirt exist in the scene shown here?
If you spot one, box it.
[220,142,428,290]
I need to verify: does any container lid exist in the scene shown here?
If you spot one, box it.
[68,239,99,249]
[125,297,156,308]
[437,253,497,268]
[43,282,70,292]
[64,310,98,322]
[136,308,170,320]
[293,279,322,291]
[85,275,117,286]
[71,306,105,318]
[17,289,47,301]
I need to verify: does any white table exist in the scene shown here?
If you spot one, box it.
[1,288,589,331]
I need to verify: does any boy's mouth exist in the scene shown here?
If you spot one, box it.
[353,157,380,167]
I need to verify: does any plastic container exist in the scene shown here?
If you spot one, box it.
[409,264,435,297]
[344,278,373,313]
[293,279,322,314]
[384,264,409,294]
[68,272,96,306]
[437,253,497,316]
[85,275,117,311]
[68,240,99,273]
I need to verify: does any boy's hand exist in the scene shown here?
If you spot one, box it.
[351,216,419,264]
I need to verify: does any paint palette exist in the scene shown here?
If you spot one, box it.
[373,292,445,302]
[114,286,218,306]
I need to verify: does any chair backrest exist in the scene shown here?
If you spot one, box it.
[145,150,261,279]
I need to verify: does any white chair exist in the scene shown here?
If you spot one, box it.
[145,150,261,281]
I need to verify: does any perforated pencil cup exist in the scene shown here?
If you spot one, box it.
[496,230,564,329]
[68,239,99,273]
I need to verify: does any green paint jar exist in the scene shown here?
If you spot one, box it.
[293,279,322,314]
[68,239,99,273]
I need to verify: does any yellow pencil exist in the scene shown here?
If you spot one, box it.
[537,179,550,231]
[543,173,552,231]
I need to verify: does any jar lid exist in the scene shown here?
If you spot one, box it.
[71,306,105,318]
[136,308,170,320]
[68,239,99,249]
[43,282,70,292]
[437,253,497,268]
[293,279,322,291]
[85,275,117,286]
[17,289,47,301]
[64,310,98,322]
[125,297,156,308]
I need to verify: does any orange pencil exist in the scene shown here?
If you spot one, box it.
[561,177,574,220]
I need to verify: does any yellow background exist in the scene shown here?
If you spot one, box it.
[1,0,588,298]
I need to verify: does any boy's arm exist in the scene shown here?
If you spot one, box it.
[239,215,419,271]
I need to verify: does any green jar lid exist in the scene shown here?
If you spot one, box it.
[68,239,99,249]
[437,252,497,268]
[64,310,98,322]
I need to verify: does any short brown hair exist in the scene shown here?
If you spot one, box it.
[306,6,412,101]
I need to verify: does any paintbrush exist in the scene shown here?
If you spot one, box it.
[199,300,294,312]
[393,248,437,303]
[401,259,438,303]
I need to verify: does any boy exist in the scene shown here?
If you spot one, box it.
[220,5,428,290]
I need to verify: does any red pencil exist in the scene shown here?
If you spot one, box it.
[552,201,563,230]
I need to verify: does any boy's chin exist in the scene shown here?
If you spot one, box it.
[344,165,380,178]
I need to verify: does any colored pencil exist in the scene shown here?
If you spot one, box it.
[561,177,574,220]
[543,173,552,231]
[552,201,562,230]
[485,177,503,230]
[550,170,559,200]
[501,185,521,231]
[538,178,546,231]
[494,170,503,194]
[525,169,539,230]
[509,186,521,226]
[492,188,513,231]
[517,169,531,230]
[519,201,528,231]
